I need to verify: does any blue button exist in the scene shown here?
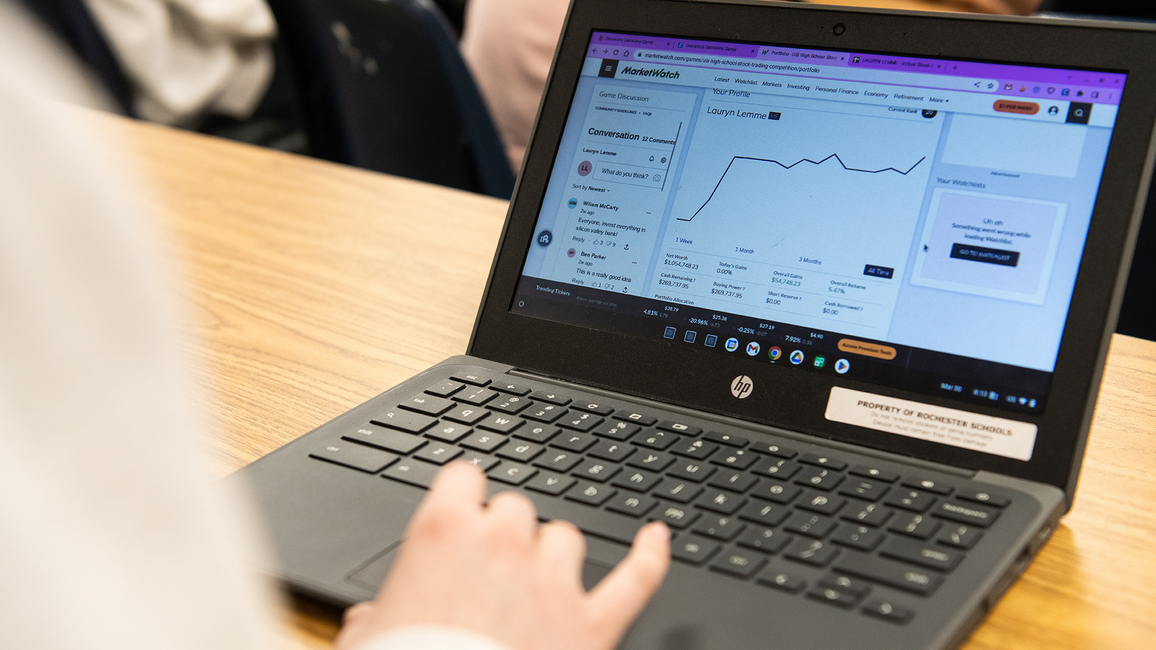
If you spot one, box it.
[664,326,677,339]
[684,330,697,344]
[704,334,718,348]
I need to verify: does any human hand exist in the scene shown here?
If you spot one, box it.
[335,462,672,650]
[936,0,1042,14]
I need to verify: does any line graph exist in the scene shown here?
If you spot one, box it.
[678,153,927,222]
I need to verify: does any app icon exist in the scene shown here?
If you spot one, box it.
[813,356,826,368]
[789,350,805,365]
[1004,83,1012,90]
[684,331,697,344]
[725,338,739,352]
[705,334,718,348]
[768,346,782,361]
[537,230,552,246]
[1061,88,1070,96]
[663,326,677,340]
[834,359,850,374]
[746,342,761,356]
[1028,398,1037,408]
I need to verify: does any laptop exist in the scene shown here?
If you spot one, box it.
[234,1,1156,647]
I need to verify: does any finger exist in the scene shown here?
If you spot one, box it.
[536,520,587,591]
[406,462,486,538]
[342,601,375,626]
[485,490,540,541]
[585,522,670,635]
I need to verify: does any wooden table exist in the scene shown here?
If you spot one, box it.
[87,105,1156,649]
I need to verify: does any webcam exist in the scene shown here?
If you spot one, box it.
[833,23,846,36]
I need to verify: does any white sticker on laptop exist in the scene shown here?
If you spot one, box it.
[825,387,1037,461]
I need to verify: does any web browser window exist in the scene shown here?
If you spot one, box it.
[514,31,1124,441]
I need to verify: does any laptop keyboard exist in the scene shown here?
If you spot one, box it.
[309,368,1010,625]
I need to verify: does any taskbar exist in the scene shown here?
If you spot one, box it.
[512,277,1049,415]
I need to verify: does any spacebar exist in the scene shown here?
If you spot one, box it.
[522,490,641,545]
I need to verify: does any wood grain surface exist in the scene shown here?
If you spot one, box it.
[83,106,1155,650]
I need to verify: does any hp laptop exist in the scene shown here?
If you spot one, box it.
[235,1,1156,647]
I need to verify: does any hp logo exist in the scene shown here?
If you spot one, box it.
[730,375,754,399]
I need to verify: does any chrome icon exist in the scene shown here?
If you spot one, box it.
[768,346,782,361]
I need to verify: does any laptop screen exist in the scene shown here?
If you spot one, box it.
[511,30,1125,462]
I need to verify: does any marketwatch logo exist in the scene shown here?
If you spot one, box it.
[619,66,681,79]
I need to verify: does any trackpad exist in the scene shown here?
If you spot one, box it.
[582,559,612,591]
[346,541,402,593]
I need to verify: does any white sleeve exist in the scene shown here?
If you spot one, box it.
[355,626,514,650]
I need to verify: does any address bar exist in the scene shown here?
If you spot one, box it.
[634,50,997,93]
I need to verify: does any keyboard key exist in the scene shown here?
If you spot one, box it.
[592,420,641,441]
[477,414,524,434]
[552,431,598,452]
[840,501,894,527]
[901,477,953,495]
[459,430,508,453]
[834,552,944,595]
[514,424,560,443]
[381,458,439,487]
[400,394,454,416]
[704,430,748,447]
[454,386,498,406]
[933,499,1001,528]
[783,538,839,567]
[693,515,746,541]
[496,440,544,463]
[457,451,500,472]
[751,458,800,480]
[839,478,890,502]
[696,488,746,515]
[370,408,436,433]
[880,536,962,571]
[626,450,675,472]
[572,459,619,482]
[710,548,766,578]
[750,442,797,459]
[492,381,531,396]
[487,461,537,485]
[671,535,720,565]
[450,371,490,386]
[889,513,942,540]
[425,422,472,443]
[571,401,614,415]
[756,565,807,593]
[650,502,701,529]
[656,420,703,436]
[830,523,884,551]
[489,395,533,414]
[708,470,758,493]
[821,574,872,598]
[739,500,790,527]
[849,464,899,482]
[668,461,716,482]
[533,450,582,472]
[613,411,657,426]
[799,453,848,470]
[443,404,489,425]
[751,479,802,504]
[671,440,720,460]
[611,469,662,493]
[565,481,616,506]
[414,442,463,465]
[343,424,426,454]
[783,511,837,539]
[606,493,658,518]
[558,412,603,432]
[807,584,861,609]
[654,478,703,503]
[528,390,570,405]
[425,380,464,397]
[737,526,791,554]
[523,404,567,423]
[794,467,844,491]
[524,471,575,496]
[311,442,398,473]
[937,524,983,549]
[587,440,636,462]
[861,598,914,625]
[710,447,758,470]
[796,490,847,516]
[957,489,1010,508]
[884,489,936,513]
[634,430,679,450]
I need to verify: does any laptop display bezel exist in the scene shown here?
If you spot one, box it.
[468,0,1156,500]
